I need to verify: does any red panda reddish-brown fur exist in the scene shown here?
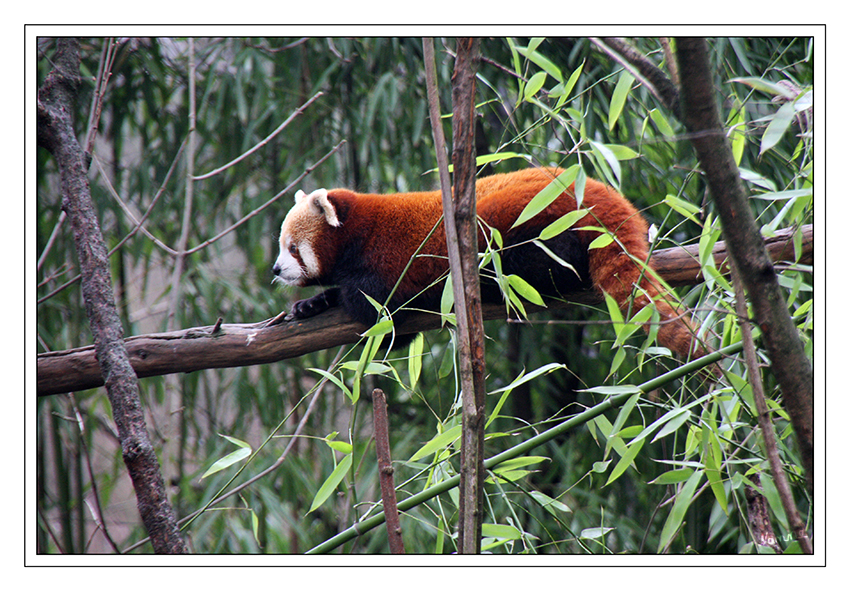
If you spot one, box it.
[273,167,707,360]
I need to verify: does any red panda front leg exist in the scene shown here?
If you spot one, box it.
[288,288,340,320]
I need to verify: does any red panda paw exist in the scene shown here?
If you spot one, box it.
[286,288,340,321]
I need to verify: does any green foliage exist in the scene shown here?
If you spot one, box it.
[37,37,812,555]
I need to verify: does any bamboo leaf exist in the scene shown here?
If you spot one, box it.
[409,425,462,462]
[657,469,704,552]
[760,100,797,155]
[608,71,635,131]
[308,453,352,514]
[511,165,580,228]
[201,434,252,479]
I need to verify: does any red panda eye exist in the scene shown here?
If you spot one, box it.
[289,243,298,255]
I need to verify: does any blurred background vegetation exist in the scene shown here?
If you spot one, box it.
[36,37,813,554]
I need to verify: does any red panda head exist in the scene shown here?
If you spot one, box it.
[273,188,341,287]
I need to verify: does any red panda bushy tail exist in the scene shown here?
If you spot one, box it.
[588,235,712,366]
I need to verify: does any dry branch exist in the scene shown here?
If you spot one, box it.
[37,224,812,397]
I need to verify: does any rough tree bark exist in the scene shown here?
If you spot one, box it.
[37,39,187,554]
[448,38,486,555]
[676,38,814,498]
[422,37,487,554]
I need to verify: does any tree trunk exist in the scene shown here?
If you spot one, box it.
[37,38,187,554]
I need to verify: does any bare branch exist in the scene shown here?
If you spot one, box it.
[590,37,681,117]
[372,388,405,554]
[192,91,324,181]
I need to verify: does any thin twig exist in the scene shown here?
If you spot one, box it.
[183,139,346,256]
[192,91,324,180]
[37,141,187,305]
[69,393,122,553]
[729,260,812,554]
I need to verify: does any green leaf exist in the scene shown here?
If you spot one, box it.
[608,71,635,131]
[649,109,675,137]
[664,195,703,225]
[481,523,523,540]
[538,208,593,241]
[325,439,352,454]
[581,384,642,396]
[409,425,462,462]
[523,71,548,102]
[589,140,622,187]
[580,526,615,540]
[727,99,747,166]
[487,363,565,427]
[608,393,641,452]
[729,76,797,99]
[529,491,572,515]
[475,152,531,166]
[651,409,692,443]
[440,274,454,320]
[574,168,587,207]
[308,453,352,514]
[605,438,644,486]
[650,468,695,485]
[201,434,252,479]
[602,143,639,160]
[592,460,611,473]
[603,292,625,340]
[760,100,797,155]
[308,368,353,402]
[531,240,580,277]
[489,363,565,394]
[751,188,812,201]
[492,456,549,473]
[511,165,580,229]
[515,45,564,82]
[552,61,584,108]
[408,333,424,391]
[507,274,545,306]
[657,469,703,552]
[360,318,395,337]
[588,232,614,250]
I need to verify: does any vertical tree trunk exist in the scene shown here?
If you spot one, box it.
[450,38,486,555]
[422,37,486,554]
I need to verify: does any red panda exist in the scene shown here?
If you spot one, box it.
[273,167,708,361]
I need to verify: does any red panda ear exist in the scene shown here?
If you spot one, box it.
[303,188,340,227]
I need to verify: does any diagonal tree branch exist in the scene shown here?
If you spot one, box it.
[37,38,187,554]
[676,36,814,508]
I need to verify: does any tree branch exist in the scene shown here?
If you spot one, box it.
[372,388,405,554]
[590,37,681,117]
[676,38,814,499]
[37,224,811,398]
[448,37,486,555]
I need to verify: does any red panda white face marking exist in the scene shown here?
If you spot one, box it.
[273,188,340,287]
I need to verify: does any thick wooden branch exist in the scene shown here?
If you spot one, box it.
[37,224,812,397]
